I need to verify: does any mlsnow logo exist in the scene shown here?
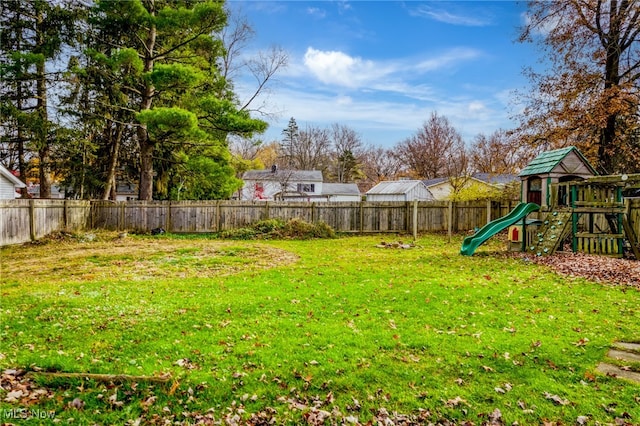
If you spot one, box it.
[3,408,56,420]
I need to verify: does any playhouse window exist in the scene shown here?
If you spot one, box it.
[527,177,542,205]
[528,178,542,191]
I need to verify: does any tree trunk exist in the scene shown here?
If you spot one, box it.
[137,1,156,201]
[598,0,622,174]
[35,8,51,198]
[101,122,124,200]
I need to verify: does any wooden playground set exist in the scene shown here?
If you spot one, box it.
[525,174,640,259]
[461,147,640,259]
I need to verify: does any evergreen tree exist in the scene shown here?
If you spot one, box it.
[0,0,78,197]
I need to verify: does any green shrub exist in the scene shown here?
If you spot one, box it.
[218,218,335,240]
[252,219,286,234]
[218,227,257,240]
[283,218,335,239]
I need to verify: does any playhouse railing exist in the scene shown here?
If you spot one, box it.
[548,181,627,257]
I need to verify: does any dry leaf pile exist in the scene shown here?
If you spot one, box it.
[511,252,640,288]
[1,369,54,405]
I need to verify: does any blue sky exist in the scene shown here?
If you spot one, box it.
[229,1,542,148]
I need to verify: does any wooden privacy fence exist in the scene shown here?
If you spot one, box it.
[0,199,91,246]
[89,199,520,235]
[2,198,638,247]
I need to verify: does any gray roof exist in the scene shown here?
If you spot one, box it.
[472,173,518,185]
[366,180,426,194]
[322,183,360,196]
[243,169,323,181]
[0,164,26,188]
[422,177,448,187]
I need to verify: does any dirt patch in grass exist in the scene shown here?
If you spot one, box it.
[1,231,299,284]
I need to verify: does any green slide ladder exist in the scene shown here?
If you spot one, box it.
[460,202,540,256]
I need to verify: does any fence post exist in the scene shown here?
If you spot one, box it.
[486,199,492,224]
[63,199,68,230]
[119,202,125,231]
[29,199,36,241]
[215,201,221,232]
[447,201,453,242]
[359,201,364,234]
[167,201,172,232]
[413,200,418,241]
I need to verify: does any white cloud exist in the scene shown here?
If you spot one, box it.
[415,48,483,72]
[468,101,486,113]
[306,7,326,18]
[303,47,386,88]
[409,5,492,26]
[302,47,481,90]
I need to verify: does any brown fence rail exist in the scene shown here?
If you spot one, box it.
[2,199,638,247]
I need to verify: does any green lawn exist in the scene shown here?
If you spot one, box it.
[0,233,638,425]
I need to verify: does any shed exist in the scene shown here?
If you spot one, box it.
[518,147,596,207]
[366,180,433,202]
[321,183,361,202]
[0,164,26,199]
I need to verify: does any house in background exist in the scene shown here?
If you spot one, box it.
[241,168,324,201]
[115,182,138,201]
[0,164,26,199]
[365,180,433,202]
[422,177,450,200]
[423,174,519,201]
[472,173,519,189]
[518,146,596,207]
[26,183,66,199]
[241,168,362,202]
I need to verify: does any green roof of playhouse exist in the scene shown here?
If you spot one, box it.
[519,146,596,177]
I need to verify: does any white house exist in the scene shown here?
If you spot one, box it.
[0,164,26,199]
[241,168,324,201]
[365,180,433,202]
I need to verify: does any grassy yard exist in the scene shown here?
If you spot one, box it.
[0,232,638,425]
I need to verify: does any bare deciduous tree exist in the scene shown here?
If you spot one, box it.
[279,119,331,172]
[394,112,466,180]
[220,11,288,118]
[359,145,401,191]
[470,130,534,174]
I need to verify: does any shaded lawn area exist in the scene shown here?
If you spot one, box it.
[0,233,638,425]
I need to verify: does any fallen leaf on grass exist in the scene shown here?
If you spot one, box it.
[543,392,570,406]
[444,396,467,407]
[4,390,23,402]
[576,415,590,425]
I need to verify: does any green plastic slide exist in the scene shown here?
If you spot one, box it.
[460,202,540,256]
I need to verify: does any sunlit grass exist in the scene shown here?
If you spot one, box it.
[0,232,638,424]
